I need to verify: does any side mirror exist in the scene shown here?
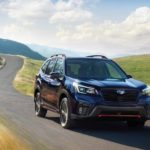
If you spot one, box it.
[127,75,132,78]
[50,72,60,79]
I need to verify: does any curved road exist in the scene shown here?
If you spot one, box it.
[0,55,150,150]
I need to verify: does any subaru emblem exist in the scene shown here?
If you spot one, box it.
[116,89,126,95]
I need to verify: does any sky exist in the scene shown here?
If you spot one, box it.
[0,0,150,57]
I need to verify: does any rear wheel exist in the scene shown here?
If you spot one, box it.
[34,92,47,117]
[127,120,145,128]
[59,97,73,129]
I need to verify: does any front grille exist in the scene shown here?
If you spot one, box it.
[101,88,139,102]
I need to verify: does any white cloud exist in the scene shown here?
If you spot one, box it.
[56,7,150,56]
[50,9,92,23]
[124,7,150,24]
[0,0,92,25]
[49,0,92,23]
[0,0,53,24]
[55,0,84,11]
[56,22,94,40]
[0,0,93,48]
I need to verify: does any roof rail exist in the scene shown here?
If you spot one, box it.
[87,55,107,59]
[50,54,66,58]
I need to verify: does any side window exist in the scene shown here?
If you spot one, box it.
[45,58,56,75]
[41,60,50,73]
[53,58,64,75]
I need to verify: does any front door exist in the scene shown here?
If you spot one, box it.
[41,57,57,106]
[46,57,64,107]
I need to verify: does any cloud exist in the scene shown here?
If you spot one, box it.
[124,7,150,24]
[0,0,92,25]
[0,0,53,24]
[50,9,92,23]
[55,0,84,11]
[56,7,150,56]
[49,0,92,23]
[0,0,93,48]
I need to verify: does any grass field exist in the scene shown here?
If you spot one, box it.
[13,54,150,96]
[115,54,150,85]
[13,58,43,96]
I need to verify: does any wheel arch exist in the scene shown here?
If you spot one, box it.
[58,89,71,108]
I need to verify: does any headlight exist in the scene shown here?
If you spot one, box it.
[142,86,150,96]
[73,82,98,95]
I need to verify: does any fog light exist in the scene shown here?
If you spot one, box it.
[78,105,89,115]
[79,107,83,114]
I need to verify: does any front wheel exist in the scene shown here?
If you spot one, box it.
[59,97,73,129]
[34,92,47,117]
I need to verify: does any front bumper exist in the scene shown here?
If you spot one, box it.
[90,105,147,117]
[72,105,150,120]
[70,92,150,120]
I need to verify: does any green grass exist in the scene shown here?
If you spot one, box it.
[13,58,43,96]
[115,54,150,85]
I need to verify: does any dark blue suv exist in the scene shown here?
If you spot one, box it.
[34,54,150,128]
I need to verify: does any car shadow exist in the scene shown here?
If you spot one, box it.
[46,116,150,150]
[74,119,150,150]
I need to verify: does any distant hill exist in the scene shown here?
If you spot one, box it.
[0,38,45,60]
[115,54,150,85]
[28,44,83,57]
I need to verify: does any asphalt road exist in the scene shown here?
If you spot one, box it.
[0,55,150,150]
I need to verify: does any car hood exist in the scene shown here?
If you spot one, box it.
[77,78,146,90]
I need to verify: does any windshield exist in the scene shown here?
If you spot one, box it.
[66,58,127,80]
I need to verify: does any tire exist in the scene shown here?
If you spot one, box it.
[127,120,145,128]
[59,97,73,129]
[34,92,47,117]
